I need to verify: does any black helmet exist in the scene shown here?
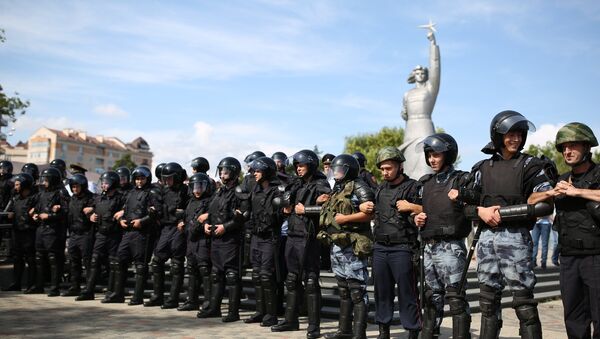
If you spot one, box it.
[131,166,152,187]
[161,162,184,186]
[217,157,241,184]
[191,157,210,173]
[244,151,266,164]
[154,163,166,180]
[331,154,360,182]
[100,171,121,192]
[352,151,367,168]
[188,172,213,197]
[249,156,277,179]
[0,160,13,176]
[321,153,335,165]
[271,152,287,163]
[21,163,39,180]
[420,133,459,166]
[40,167,62,188]
[69,173,88,192]
[115,167,131,185]
[489,110,535,151]
[14,173,34,190]
[50,159,67,177]
[291,149,319,175]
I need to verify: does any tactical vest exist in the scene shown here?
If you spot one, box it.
[13,195,37,231]
[420,173,470,240]
[124,188,153,230]
[554,165,600,255]
[479,154,533,229]
[94,192,123,235]
[68,191,95,234]
[287,178,329,237]
[185,197,210,241]
[161,185,188,227]
[373,179,417,244]
[251,184,281,235]
[320,180,370,234]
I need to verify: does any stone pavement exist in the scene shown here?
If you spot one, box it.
[0,290,566,338]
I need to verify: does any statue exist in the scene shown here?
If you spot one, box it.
[399,21,440,179]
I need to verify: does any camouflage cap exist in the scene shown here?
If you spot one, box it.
[376,146,405,167]
[555,122,598,151]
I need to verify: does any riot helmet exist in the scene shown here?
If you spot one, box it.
[50,159,67,177]
[191,157,210,173]
[290,149,319,177]
[244,151,266,165]
[13,173,34,192]
[272,152,287,171]
[331,154,360,183]
[161,162,184,187]
[21,163,39,181]
[40,167,62,189]
[352,151,367,168]
[69,173,89,194]
[489,110,535,151]
[217,157,241,184]
[188,172,212,198]
[154,163,166,181]
[0,160,13,177]
[100,171,121,193]
[555,122,598,152]
[418,133,459,166]
[249,156,276,181]
[115,166,131,186]
[131,166,152,188]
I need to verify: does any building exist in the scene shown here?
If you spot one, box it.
[2,127,153,174]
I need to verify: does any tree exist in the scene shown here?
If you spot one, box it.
[343,126,404,181]
[112,153,137,170]
[526,141,600,175]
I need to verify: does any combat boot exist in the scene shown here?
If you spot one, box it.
[271,276,299,332]
[377,323,390,339]
[244,271,264,323]
[2,257,24,291]
[162,259,184,309]
[515,305,542,339]
[324,286,352,339]
[144,261,164,307]
[102,262,126,303]
[196,272,223,318]
[305,276,321,339]
[222,272,241,322]
[46,253,61,297]
[260,274,278,327]
[129,264,147,306]
[178,265,199,311]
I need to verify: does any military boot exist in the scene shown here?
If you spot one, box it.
[306,284,322,339]
[515,305,542,339]
[162,260,184,309]
[129,264,148,306]
[46,253,61,297]
[2,257,24,291]
[144,261,164,307]
[222,272,241,322]
[352,300,368,339]
[102,262,126,303]
[76,259,99,301]
[447,294,471,339]
[196,272,224,318]
[26,253,46,294]
[61,261,82,297]
[244,272,264,323]
[324,286,352,339]
[421,302,441,339]
[260,275,278,327]
[178,265,199,311]
[271,280,299,332]
[377,323,390,339]
[199,265,211,310]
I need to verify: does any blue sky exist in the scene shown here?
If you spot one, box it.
[1,0,599,173]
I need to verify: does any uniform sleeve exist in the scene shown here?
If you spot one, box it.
[523,156,553,195]
[354,180,375,203]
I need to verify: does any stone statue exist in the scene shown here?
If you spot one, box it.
[399,22,440,179]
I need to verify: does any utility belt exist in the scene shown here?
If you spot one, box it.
[561,237,600,250]
[421,225,465,240]
[320,226,373,258]
[70,227,93,236]
[251,228,277,238]
[374,232,414,245]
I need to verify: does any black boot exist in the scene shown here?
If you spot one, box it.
[47,253,61,297]
[447,292,471,339]
[515,305,542,339]
[102,262,126,303]
[129,264,148,306]
[144,261,164,307]
[196,272,223,318]
[178,264,199,311]
[76,258,99,301]
[324,286,352,339]
[244,271,264,323]
[260,274,278,327]
[421,301,441,339]
[3,257,24,291]
[271,276,299,332]
[377,323,390,339]
[24,254,37,293]
[101,260,119,302]
[62,258,82,297]
[199,265,211,310]
[222,271,241,322]
[407,330,420,339]
[26,252,46,294]
[479,285,502,339]
[306,276,321,339]
[162,260,184,309]
[352,300,368,339]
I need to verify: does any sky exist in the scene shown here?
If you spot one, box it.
[1,0,599,174]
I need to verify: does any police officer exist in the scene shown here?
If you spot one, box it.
[77,171,124,301]
[551,122,600,339]
[31,167,68,296]
[2,173,37,293]
[413,134,474,339]
[271,150,331,338]
[243,156,283,327]
[49,159,71,197]
[177,173,214,311]
[62,174,96,297]
[466,110,553,339]
[318,154,374,339]
[352,151,378,191]
[105,166,162,304]
[154,163,166,188]
[190,156,217,198]
[197,157,245,322]
[116,167,133,194]
[360,147,422,339]
[69,164,97,194]
[272,151,290,315]
[0,160,14,209]
[145,162,189,309]
[21,163,40,194]
[240,151,266,269]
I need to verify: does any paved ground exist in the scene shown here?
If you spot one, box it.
[0,290,566,338]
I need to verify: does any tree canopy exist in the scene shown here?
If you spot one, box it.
[112,153,137,170]
[526,141,600,175]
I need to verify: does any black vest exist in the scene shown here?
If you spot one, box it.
[94,192,123,235]
[207,185,241,240]
[160,184,189,227]
[12,194,37,231]
[287,176,330,237]
[185,196,211,241]
[251,181,282,235]
[554,164,600,255]
[420,172,471,240]
[68,191,95,234]
[373,178,418,244]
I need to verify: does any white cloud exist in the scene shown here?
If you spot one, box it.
[93,104,129,118]
[525,123,564,148]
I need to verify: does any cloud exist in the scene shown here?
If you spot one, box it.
[525,123,564,148]
[93,104,129,118]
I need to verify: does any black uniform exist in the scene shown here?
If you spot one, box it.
[372,175,422,331]
[63,190,96,295]
[554,162,600,339]
[0,174,14,209]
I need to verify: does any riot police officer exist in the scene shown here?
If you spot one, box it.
[197,157,246,322]
[318,154,374,339]
[154,163,166,188]
[413,134,474,339]
[243,156,283,327]
[105,166,162,304]
[551,122,600,339]
[77,171,124,301]
[116,167,133,194]
[31,167,68,296]
[239,151,265,269]
[467,111,553,339]
[2,173,37,293]
[271,150,331,338]
[21,163,40,194]
[361,147,422,339]
[62,174,96,297]
[0,160,14,210]
[145,162,189,309]
[177,173,214,311]
[191,157,210,174]
[352,151,378,191]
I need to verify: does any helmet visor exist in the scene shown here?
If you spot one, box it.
[415,135,451,153]
[331,164,349,181]
[495,115,536,134]
[219,167,233,182]
[190,181,208,195]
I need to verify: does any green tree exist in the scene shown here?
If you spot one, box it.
[343,126,404,181]
[526,141,600,175]
[112,153,137,170]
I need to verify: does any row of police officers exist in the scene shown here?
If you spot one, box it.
[1,110,599,339]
